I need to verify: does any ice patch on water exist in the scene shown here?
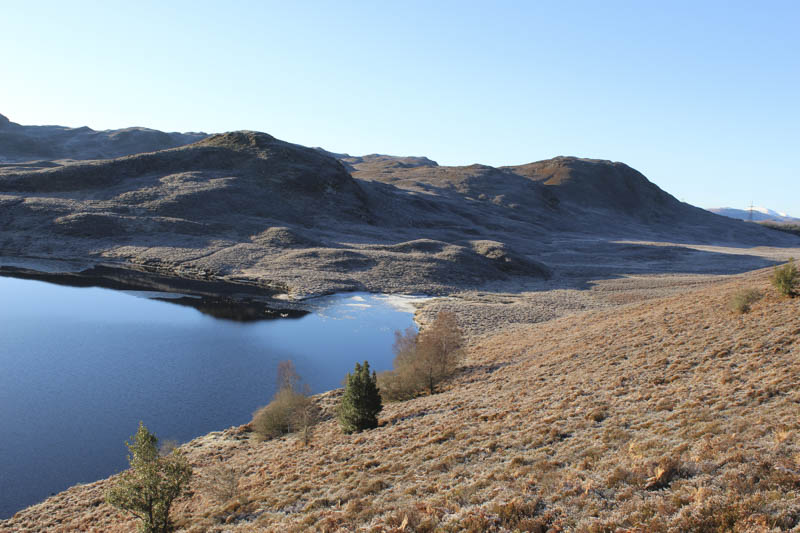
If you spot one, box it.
[301,292,431,323]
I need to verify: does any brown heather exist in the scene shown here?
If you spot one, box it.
[3,267,799,532]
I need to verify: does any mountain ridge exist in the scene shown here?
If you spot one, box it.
[1,125,797,301]
[0,113,207,163]
[709,206,799,223]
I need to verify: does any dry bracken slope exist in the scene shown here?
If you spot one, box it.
[3,267,799,532]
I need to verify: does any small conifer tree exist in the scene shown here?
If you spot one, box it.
[338,361,383,434]
[105,422,193,533]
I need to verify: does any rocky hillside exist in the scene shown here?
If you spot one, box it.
[0,113,206,163]
[2,128,796,300]
[349,153,755,234]
[4,266,798,532]
[0,131,556,297]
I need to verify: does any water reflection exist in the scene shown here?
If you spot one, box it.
[0,265,299,321]
[0,275,425,519]
[152,296,308,321]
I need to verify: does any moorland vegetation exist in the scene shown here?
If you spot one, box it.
[772,258,798,297]
[7,266,799,532]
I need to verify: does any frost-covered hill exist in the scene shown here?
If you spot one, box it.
[0,112,206,163]
[708,206,799,223]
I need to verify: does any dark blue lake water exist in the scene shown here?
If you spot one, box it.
[0,276,421,519]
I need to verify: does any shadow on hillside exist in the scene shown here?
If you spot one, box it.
[618,231,800,250]
[538,240,786,292]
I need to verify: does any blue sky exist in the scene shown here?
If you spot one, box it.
[2,1,798,215]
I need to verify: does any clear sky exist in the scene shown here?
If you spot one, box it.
[1,1,798,215]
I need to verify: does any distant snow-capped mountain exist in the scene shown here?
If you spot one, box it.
[708,207,799,223]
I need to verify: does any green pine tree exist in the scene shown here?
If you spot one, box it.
[105,422,193,533]
[338,361,383,434]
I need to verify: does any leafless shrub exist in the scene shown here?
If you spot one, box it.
[772,258,798,297]
[378,312,464,401]
[377,329,423,402]
[295,396,319,445]
[251,360,319,441]
[729,288,762,313]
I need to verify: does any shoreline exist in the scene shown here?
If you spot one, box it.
[5,264,797,529]
[0,271,426,520]
[0,260,312,321]
[2,255,798,524]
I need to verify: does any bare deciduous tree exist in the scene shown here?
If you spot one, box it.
[417,311,464,394]
[378,312,464,400]
[251,360,319,443]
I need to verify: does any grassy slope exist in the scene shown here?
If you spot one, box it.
[4,268,799,532]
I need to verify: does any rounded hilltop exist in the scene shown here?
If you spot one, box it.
[194,130,278,151]
[507,156,677,215]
